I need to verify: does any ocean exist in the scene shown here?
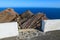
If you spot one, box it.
[0,8,60,19]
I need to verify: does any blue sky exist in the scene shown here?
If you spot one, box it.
[0,0,60,8]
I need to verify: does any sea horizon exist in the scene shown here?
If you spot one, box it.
[0,7,60,19]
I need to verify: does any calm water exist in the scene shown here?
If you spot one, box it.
[0,8,60,19]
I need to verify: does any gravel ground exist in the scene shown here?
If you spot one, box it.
[19,30,60,40]
[30,30,60,40]
[0,36,17,40]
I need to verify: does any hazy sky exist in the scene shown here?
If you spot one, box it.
[0,0,60,8]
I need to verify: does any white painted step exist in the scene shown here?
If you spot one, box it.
[0,22,18,40]
[42,19,60,32]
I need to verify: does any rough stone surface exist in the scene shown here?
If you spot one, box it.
[0,8,17,23]
[18,29,42,40]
